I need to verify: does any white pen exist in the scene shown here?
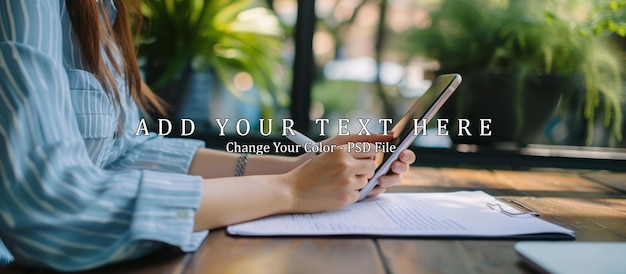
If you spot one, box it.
[285,129,321,155]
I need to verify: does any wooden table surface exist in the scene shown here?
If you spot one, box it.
[2,167,625,274]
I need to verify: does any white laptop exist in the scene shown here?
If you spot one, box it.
[515,242,626,274]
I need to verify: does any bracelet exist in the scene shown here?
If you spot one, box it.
[234,153,249,177]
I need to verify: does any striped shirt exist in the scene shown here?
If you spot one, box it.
[0,0,208,270]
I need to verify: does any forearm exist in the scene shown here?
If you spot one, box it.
[193,174,293,230]
[190,136,415,230]
[188,148,310,178]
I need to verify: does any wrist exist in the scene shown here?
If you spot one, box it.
[274,173,296,213]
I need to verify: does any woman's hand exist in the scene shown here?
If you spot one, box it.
[320,134,417,198]
[283,145,376,213]
[366,149,416,197]
[283,134,417,213]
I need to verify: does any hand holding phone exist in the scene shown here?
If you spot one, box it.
[284,74,462,202]
[357,73,462,201]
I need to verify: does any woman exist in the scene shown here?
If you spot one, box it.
[0,0,415,271]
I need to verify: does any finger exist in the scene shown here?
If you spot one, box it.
[378,174,401,187]
[348,189,361,204]
[398,150,416,164]
[352,158,377,175]
[353,174,369,189]
[367,186,387,197]
[390,160,409,174]
[348,145,377,159]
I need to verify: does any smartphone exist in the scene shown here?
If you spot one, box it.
[358,73,462,201]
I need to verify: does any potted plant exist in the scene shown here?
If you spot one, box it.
[401,0,623,146]
[139,0,289,123]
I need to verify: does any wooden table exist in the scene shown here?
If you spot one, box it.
[3,167,625,273]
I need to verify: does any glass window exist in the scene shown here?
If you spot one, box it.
[309,0,626,150]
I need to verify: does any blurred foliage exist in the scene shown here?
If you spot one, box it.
[401,0,624,145]
[139,0,290,118]
[312,80,364,115]
[588,0,626,37]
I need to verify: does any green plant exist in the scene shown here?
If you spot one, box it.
[139,0,289,118]
[401,0,624,145]
[588,0,626,37]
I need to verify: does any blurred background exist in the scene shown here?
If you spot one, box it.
[138,0,626,170]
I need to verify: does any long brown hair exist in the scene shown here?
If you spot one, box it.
[66,0,166,117]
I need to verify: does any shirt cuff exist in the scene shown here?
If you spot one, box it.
[116,136,205,174]
[130,170,207,252]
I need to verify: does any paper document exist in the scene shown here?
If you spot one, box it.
[227,191,574,239]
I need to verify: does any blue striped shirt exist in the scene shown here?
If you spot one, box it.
[0,0,208,270]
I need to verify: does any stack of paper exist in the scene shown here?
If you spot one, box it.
[227,191,574,239]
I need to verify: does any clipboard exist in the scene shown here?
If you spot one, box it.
[227,191,575,240]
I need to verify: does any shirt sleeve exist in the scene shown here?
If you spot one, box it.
[107,133,205,175]
[0,1,207,271]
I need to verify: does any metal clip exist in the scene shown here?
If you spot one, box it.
[487,197,540,217]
